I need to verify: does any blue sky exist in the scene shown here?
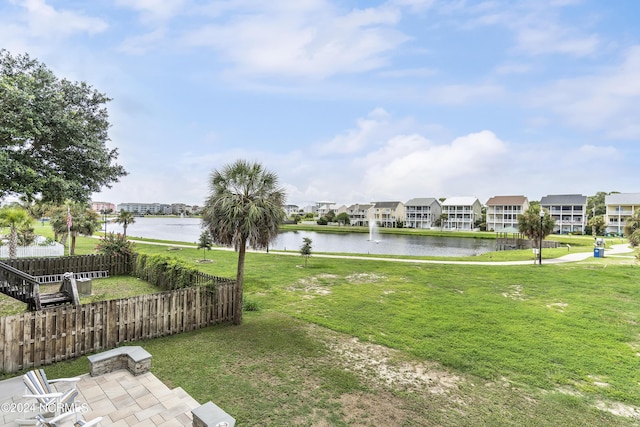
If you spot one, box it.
[2,0,639,208]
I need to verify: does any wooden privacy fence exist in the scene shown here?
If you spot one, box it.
[0,283,235,373]
[3,254,133,277]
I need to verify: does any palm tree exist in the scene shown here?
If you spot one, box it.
[115,210,136,238]
[517,206,555,250]
[201,160,286,325]
[50,202,101,255]
[623,211,640,246]
[0,206,32,259]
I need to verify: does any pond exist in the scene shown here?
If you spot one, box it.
[105,217,495,257]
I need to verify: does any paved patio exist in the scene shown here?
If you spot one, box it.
[0,369,200,426]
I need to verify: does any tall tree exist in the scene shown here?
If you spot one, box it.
[115,210,136,238]
[0,206,32,258]
[50,202,100,255]
[586,191,614,219]
[518,206,555,249]
[588,215,606,237]
[201,160,286,325]
[0,50,126,203]
[335,212,350,225]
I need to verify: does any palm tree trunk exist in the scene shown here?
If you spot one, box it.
[9,227,18,259]
[71,234,77,255]
[234,237,247,325]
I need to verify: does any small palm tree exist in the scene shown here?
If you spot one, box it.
[623,211,640,246]
[50,202,101,255]
[517,206,555,250]
[0,206,32,259]
[201,159,286,325]
[115,210,136,238]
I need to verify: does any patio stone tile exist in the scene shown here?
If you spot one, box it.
[110,402,143,421]
[157,418,184,427]
[131,419,159,427]
[134,403,166,421]
[0,369,206,426]
[134,392,160,409]
[150,414,165,424]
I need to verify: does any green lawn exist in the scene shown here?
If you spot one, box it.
[1,228,640,425]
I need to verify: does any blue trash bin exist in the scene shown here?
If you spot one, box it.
[594,248,604,258]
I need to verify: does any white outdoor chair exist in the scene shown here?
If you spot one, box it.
[23,369,80,417]
[35,410,103,427]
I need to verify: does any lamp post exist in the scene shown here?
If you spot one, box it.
[539,209,545,265]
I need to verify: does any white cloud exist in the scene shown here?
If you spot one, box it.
[378,67,438,78]
[180,1,409,79]
[532,45,640,139]
[515,25,600,57]
[118,29,167,55]
[316,108,390,155]
[16,0,107,38]
[114,0,186,24]
[577,145,619,160]
[459,1,600,57]
[359,130,509,199]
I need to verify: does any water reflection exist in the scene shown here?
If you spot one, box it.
[107,217,495,257]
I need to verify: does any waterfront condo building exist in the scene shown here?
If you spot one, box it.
[404,198,442,229]
[485,195,529,232]
[604,192,640,235]
[540,194,587,234]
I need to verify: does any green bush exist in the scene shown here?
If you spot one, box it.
[96,232,136,257]
[133,253,201,290]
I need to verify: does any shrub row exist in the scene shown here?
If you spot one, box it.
[133,253,211,290]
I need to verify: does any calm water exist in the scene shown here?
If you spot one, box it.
[106,217,495,257]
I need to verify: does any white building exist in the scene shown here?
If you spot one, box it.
[540,194,587,234]
[404,198,442,229]
[441,197,483,231]
[604,193,640,235]
[485,196,529,232]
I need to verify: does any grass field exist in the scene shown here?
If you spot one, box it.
[1,226,639,425]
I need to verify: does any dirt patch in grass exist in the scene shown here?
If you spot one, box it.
[546,302,569,312]
[309,324,461,395]
[340,391,409,425]
[345,273,386,283]
[595,400,640,419]
[502,284,527,301]
[555,386,640,421]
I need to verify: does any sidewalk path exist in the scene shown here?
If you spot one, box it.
[129,238,635,266]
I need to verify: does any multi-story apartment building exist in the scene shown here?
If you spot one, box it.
[604,193,640,235]
[404,198,442,229]
[117,202,172,215]
[316,201,336,218]
[346,203,373,226]
[371,201,405,228]
[283,204,300,217]
[485,195,529,232]
[441,197,483,230]
[540,194,587,234]
[91,201,116,213]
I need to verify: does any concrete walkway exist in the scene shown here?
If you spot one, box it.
[128,237,635,266]
[0,370,199,426]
